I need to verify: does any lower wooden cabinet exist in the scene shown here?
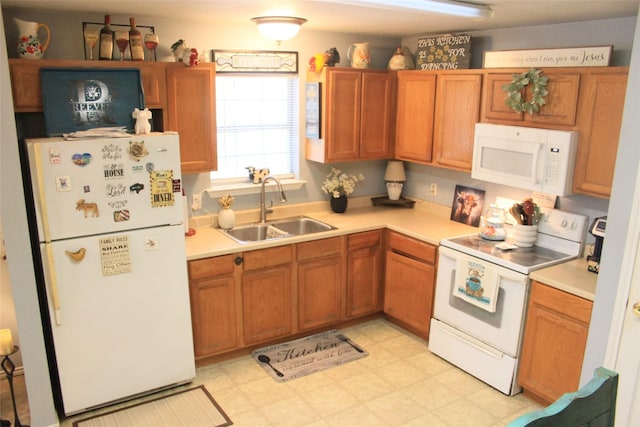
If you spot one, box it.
[187,254,241,359]
[297,237,344,330]
[346,230,383,318]
[242,245,294,346]
[518,281,593,405]
[384,231,437,339]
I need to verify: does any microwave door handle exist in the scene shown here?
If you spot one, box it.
[530,144,542,184]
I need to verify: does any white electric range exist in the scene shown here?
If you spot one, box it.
[429,209,587,395]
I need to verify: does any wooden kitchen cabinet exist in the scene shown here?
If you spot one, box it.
[305,67,394,162]
[9,58,166,112]
[384,230,437,339]
[241,245,294,345]
[165,63,217,173]
[573,67,628,198]
[518,281,593,405]
[395,70,481,171]
[432,72,482,171]
[346,230,383,318]
[481,68,581,127]
[187,254,242,359]
[297,237,345,330]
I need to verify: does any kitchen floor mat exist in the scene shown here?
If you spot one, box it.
[72,385,232,427]
[251,329,368,382]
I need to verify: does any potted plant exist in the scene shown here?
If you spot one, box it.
[321,167,364,213]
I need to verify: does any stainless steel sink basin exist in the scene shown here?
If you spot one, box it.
[222,216,336,244]
[271,216,335,235]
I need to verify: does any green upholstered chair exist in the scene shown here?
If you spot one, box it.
[508,367,618,427]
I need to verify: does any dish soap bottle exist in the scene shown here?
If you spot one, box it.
[481,205,507,241]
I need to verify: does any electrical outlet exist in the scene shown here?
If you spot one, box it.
[191,193,202,211]
[430,183,437,196]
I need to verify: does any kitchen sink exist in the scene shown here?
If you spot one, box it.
[222,216,336,244]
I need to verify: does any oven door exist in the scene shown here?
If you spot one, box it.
[432,245,529,357]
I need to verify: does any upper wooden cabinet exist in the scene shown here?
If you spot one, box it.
[8,59,166,111]
[165,63,217,174]
[573,67,628,198]
[305,67,394,162]
[8,59,216,174]
[482,68,581,127]
[395,70,481,171]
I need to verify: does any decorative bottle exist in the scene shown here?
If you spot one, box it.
[128,17,144,61]
[98,14,114,60]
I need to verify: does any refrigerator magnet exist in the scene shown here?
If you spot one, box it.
[49,148,62,164]
[128,140,149,162]
[56,176,72,192]
[72,153,92,166]
[149,170,175,208]
[145,236,159,250]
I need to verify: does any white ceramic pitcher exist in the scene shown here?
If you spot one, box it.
[347,42,370,69]
[15,18,50,59]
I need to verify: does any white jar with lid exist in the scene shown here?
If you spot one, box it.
[480,205,507,241]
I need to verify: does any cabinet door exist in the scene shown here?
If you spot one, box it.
[347,231,383,318]
[166,63,217,173]
[326,69,361,161]
[359,72,393,159]
[432,73,482,171]
[482,69,580,127]
[190,276,238,357]
[298,256,343,330]
[573,68,628,198]
[242,265,293,345]
[395,71,436,163]
[135,62,166,109]
[9,59,42,112]
[518,281,593,405]
[384,251,435,339]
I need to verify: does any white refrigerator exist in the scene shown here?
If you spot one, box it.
[26,132,195,416]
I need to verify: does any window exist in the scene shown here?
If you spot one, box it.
[211,75,299,180]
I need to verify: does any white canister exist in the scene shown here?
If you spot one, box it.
[218,207,236,230]
[512,224,538,247]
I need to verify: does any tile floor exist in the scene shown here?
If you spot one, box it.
[2,319,543,426]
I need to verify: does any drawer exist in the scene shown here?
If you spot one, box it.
[188,254,236,280]
[297,237,343,261]
[387,230,436,264]
[244,245,293,271]
[348,230,382,251]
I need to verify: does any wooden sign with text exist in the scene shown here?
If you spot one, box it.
[416,33,471,70]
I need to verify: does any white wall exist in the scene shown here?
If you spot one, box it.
[0,6,59,426]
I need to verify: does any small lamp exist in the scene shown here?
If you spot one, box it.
[251,16,307,44]
[384,160,406,200]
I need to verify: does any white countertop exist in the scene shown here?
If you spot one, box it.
[184,197,598,300]
[530,257,598,301]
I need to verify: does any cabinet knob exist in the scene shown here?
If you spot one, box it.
[633,302,640,317]
[234,256,243,265]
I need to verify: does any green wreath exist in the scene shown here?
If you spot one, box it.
[502,68,549,114]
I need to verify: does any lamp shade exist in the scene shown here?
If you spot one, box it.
[251,16,307,43]
[384,161,406,181]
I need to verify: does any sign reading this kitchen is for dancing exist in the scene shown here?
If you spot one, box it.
[416,33,471,70]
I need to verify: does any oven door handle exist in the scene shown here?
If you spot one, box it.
[438,321,504,359]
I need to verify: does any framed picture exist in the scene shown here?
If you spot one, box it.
[82,21,157,61]
[450,185,485,227]
[41,67,145,136]
[305,82,321,139]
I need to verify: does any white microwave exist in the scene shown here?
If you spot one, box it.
[471,123,578,196]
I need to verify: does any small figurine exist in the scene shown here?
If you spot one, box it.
[246,166,270,184]
[132,108,152,134]
[325,47,340,66]
[171,39,187,61]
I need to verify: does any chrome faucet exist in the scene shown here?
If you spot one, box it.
[260,175,287,223]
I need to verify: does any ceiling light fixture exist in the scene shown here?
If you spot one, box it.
[316,0,494,19]
[251,16,308,44]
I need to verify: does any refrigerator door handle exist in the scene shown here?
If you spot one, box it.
[45,244,63,325]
